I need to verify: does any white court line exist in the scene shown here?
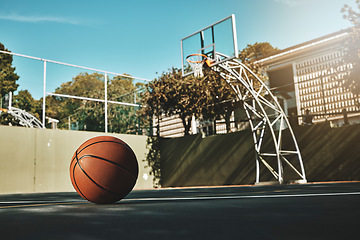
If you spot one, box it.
[125,192,360,202]
[0,200,83,204]
[0,192,359,205]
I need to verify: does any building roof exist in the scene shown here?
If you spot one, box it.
[255,28,351,65]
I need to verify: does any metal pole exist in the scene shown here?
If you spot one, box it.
[46,92,141,107]
[9,91,12,109]
[0,50,151,82]
[104,72,108,133]
[42,60,47,128]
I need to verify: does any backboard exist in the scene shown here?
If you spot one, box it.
[181,14,238,77]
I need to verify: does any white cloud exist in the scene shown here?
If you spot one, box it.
[273,0,314,7]
[0,13,80,25]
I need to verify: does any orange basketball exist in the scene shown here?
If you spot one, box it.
[70,136,138,204]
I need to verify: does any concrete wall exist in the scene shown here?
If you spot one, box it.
[0,125,153,194]
[160,132,256,187]
[3,123,359,193]
[160,123,360,187]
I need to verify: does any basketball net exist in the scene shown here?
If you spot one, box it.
[186,54,210,78]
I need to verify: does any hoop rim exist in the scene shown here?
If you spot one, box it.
[186,53,208,63]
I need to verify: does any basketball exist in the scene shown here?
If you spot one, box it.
[70,136,138,204]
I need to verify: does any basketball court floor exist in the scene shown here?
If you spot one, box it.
[0,181,359,239]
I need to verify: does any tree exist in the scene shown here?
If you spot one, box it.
[0,43,19,99]
[239,42,278,81]
[164,68,205,135]
[240,42,278,62]
[141,67,206,136]
[46,72,105,131]
[13,90,41,120]
[108,75,144,134]
[46,72,142,133]
[341,1,360,106]
[140,78,165,136]
[199,68,237,133]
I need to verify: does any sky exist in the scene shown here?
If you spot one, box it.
[0,0,357,99]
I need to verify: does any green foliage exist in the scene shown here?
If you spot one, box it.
[45,72,104,130]
[141,67,207,135]
[108,75,144,134]
[200,68,237,132]
[13,90,41,119]
[239,42,278,84]
[239,42,279,62]
[0,43,23,126]
[145,136,162,187]
[46,72,143,133]
[0,43,19,99]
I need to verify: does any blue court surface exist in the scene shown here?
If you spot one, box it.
[0,182,359,240]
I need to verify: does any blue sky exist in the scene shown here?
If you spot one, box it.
[0,0,357,99]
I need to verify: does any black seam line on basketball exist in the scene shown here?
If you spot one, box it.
[77,140,133,156]
[73,164,88,201]
[78,154,137,179]
[70,140,126,165]
[71,140,135,168]
[73,150,90,201]
[75,153,119,196]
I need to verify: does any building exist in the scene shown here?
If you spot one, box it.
[156,28,359,138]
[154,112,245,138]
[257,28,359,126]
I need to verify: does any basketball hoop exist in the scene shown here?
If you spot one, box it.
[186,54,211,78]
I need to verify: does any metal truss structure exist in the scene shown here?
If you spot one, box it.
[212,53,307,184]
[6,106,44,128]
[1,92,43,128]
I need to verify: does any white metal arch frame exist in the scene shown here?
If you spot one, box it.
[7,106,44,128]
[212,53,307,184]
[1,92,43,128]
